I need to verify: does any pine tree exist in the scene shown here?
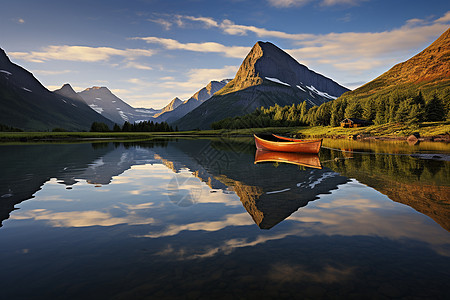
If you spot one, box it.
[425,94,446,121]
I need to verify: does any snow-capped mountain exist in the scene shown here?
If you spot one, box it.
[174,41,350,129]
[77,86,161,125]
[154,79,231,123]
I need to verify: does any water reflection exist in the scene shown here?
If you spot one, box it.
[254,149,322,169]
[1,138,450,299]
[1,138,449,232]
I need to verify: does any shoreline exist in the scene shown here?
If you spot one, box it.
[0,122,449,143]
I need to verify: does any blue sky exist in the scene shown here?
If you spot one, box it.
[1,0,449,108]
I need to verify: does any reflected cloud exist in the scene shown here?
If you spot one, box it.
[268,263,355,283]
[154,230,302,260]
[11,207,156,227]
[138,213,254,238]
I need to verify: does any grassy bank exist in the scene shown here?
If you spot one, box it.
[0,121,448,143]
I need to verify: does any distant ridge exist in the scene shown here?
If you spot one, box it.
[154,79,230,123]
[174,41,349,130]
[153,97,183,119]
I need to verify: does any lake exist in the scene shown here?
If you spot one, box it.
[0,137,449,299]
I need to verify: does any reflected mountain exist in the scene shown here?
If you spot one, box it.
[0,142,164,226]
[150,139,348,229]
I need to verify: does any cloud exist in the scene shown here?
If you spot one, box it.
[156,65,238,100]
[435,11,450,23]
[15,18,25,24]
[132,37,250,58]
[183,15,219,28]
[267,0,366,7]
[286,20,449,72]
[124,61,153,70]
[32,69,73,76]
[148,18,173,30]
[9,45,155,63]
[267,0,311,7]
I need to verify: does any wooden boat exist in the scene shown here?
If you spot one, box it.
[254,134,322,154]
[254,149,322,169]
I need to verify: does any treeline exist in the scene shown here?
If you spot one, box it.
[90,121,174,132]
[211,90,449,129]
[211,103,308,129]
[0,123,23,132]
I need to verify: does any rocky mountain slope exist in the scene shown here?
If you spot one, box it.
[174,41,349,129]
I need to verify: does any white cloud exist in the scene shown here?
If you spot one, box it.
[32,69,73,76]
[183,15,219,28]
[286,21,449,72]
[132,37,250,58]
[157,65,238,97]
[148,18,173,30]
[9,45,155,63]
[435,11,450,23]
[267,0,367,7]
[267,0,311,7]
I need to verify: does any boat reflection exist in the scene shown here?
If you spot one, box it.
[254,149,322,169]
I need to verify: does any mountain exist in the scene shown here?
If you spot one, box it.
[78,86,161,125]
[154,79,230,123]
[53,83,87,105]
[153,97,183,118]
[0,49,114,131]
[174,41,349,129]
[340,27,450,100]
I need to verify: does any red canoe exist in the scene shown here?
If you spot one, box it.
[254,134,322,154]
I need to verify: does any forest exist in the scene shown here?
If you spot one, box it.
[211,86,450,130]
[90,120,174,132]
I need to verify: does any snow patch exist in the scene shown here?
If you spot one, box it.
[296,85,306,92]
[265,77,290,87]
[89,104,104,114]
[22,87,32,92]
[266,188,291,194]
[118,110,129,121]
[306,85,337,100]
[0,70,12,76]
[298,172,337,189]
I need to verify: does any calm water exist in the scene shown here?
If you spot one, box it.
[0,138,449,299]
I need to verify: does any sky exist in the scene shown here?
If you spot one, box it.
[1,0,449,109]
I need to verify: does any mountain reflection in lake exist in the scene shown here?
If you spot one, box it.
[0,138,449,299]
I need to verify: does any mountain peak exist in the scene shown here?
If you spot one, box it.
[59,83,76,93]
[83,86,109,92]
[216,41,348,97]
